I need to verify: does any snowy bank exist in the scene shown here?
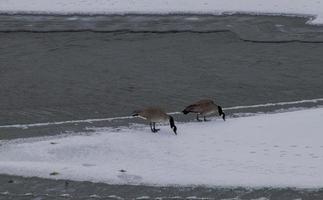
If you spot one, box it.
[0,0,323,24]
[0,108,322,188]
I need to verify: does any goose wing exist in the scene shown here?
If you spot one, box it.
[183,99,214,114]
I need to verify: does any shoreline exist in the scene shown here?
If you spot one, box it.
[1,108,322,188]
[0,174,322,199]
[1,0,323,24]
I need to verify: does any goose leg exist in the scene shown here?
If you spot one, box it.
[203,116,209,121]
[196,114,202,122]
[153,122,160,132]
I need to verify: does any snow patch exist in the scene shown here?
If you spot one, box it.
[0,108,323,187]
[0,0,323,24]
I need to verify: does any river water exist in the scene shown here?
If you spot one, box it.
[0,14,323,199]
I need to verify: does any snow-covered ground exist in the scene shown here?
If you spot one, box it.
[0,108,322,188]
[0,0,323,24]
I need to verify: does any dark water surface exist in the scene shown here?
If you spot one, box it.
[0,14,323,199]
[1,15,323,127]
[1,174,323,200]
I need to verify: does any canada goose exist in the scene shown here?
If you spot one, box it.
[182,99,225,121]
[132,107,177,135]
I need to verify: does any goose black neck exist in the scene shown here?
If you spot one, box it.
[218,106,225,121]
[169,116,177,135]
[169,116,175,128]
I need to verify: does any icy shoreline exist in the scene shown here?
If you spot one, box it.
[0,108,322,188]
[0,0,323,24]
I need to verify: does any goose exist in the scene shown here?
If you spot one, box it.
[132,107,177,135]
[182,99,225,121]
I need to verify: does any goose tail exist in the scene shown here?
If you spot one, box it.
[132,110,141,117]
[182,104,196,115]
[182,109,190,115]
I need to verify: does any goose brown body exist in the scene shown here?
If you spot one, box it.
[182,99,225,121]
[132,107,177,134]
[135,107,169,123]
